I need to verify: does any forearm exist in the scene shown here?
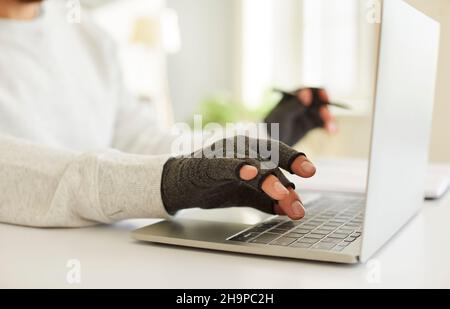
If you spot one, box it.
[0,135,170,228]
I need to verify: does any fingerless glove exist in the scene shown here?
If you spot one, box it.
[161,136,304,215]
[265,88,326,146]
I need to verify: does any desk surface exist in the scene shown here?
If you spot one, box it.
[1,193,450,289]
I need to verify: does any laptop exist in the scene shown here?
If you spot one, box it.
[133,0,440,264]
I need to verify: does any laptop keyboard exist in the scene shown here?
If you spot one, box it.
[228,195,364,252]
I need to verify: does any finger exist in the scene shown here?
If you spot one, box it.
[239,165,258,181]
[317,89,338,133]
[297,88,313,107]
[319,107,338,133]
[291,155,316,178]
[275,140,306,173]
[319,106,332,124]
[277,188,305,220]
[261,175,290,201]
[326,121,338,133]
[273,169,295,190]
[318,89,330,103]
[273,204,287,216]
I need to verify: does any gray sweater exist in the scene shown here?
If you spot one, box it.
[0,1,175,227]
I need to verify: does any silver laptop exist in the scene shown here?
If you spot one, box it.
[133,0,440,264]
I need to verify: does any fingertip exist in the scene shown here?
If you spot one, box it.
[239,165,258,181]
[320,106,332,123]
[298,89,313,107]
[290,201,306,220]
[301,161,317,176]
[318,89,330,102]
[326,121,338,134]
[291,156,317,178]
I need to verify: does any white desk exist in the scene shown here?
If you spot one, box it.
[1,192,450,289]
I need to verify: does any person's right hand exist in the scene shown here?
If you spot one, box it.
[161,136,317,220]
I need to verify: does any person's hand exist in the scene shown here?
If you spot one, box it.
[239,152,315,219]
[264,87,337,146]
[161,136,316,220]
[297,88,337,134]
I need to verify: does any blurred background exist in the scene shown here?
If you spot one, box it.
[81,0,449,163]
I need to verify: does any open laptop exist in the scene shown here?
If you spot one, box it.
[133,0,440,264]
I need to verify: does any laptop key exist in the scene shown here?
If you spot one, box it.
[306,233,325,240]
[245,228,267,234]
[287,232,307,238]
[230,232,259,242]
[251,233,280,244]
[321,237,343,244]
[295,228,313,234]
[290,242,313,249]
[298,238,320,244]
[329,220,346,224]
[316,215,332,219]
[301,224,318,230]
[309,220,325,225]
[328,233,348,240]
[320,227,336,232]
[270,237,298,246]
[270,229,288,234]
[344,237,357,243]
[277,222,298,230]
[260,220,284,227]
[336,214,352,218]
[323,224,340,229]
[342,225,356,230]
[312,230,330,236]
[337,228,354,234]
[258,221,277,227]
[335,231,351,236]
[256,224,277,230]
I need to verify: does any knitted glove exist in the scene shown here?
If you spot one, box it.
[265,88,327,146]
[161,136,305,215]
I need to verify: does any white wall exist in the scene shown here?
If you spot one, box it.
[166,0,235,121]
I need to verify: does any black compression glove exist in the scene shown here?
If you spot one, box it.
[161,136,305,215]
[264,88,327,146]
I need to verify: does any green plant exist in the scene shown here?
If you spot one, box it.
[192,89,282,128]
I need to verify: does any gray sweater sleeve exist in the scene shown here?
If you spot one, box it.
[0,135,170,228]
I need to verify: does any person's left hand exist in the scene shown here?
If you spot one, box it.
[265,87,338,146]
[297,88,338,134]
